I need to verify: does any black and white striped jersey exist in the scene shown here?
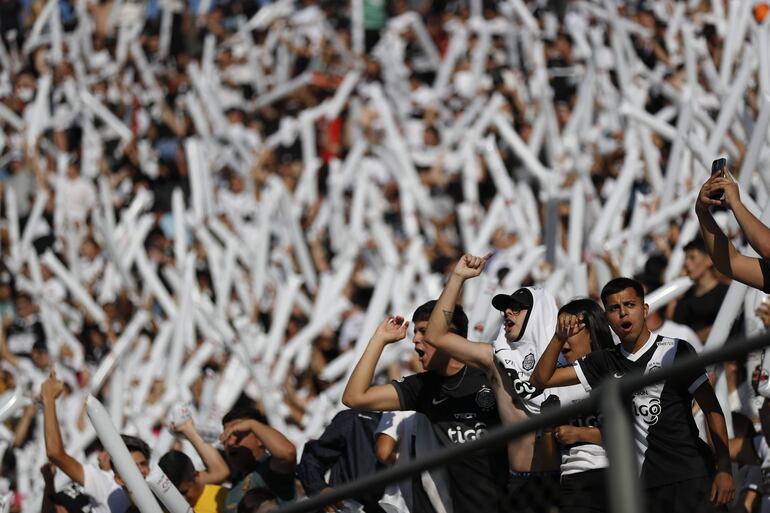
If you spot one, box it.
[573,334,714,487]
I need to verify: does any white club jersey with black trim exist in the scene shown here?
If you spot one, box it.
[492,287,558,415]
[545,383,608,476]
[573,334,714,488]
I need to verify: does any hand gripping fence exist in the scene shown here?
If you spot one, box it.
[275,330,770,513]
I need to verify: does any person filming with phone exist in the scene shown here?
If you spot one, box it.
[695,158,770,293]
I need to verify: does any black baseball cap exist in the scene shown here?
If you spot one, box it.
[492,288,533,312]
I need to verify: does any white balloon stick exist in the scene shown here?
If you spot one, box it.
[589,154,640,251]
[719,0,752,87]
[568,180,585,265]
[114,189,153,244]
[109,366,125,431]
[79,89,133,143]
[146,464,193,513]
[337,265,397,385]
[42,251,107,325]
[494,114,554,188]
[619,101,678,141]
[215,243,236,319]
[433,26,467,98]
[18,189,48,262]
[619,192,648,277]
[183,92,211,138]
[637,126,664,194]
[481,139,533,244]
[501,246,546,292]
[4,188,19,270]
[0,388,28,425]
[758,22,770,96]
[469,196,505,256]
[90,310,150,393]
[646,277,694,313]
[0,103,23,131]
[179,342,215,390]
[663,213,700,283]
[25,74,51,149]
[87,395,164,513]
[254,71,314,109]
[507,0,540,34]
[738,95,770,192]
[270,296,349,384]
[708,56,754,155]
[324,70,361,120]
[262,274,302,366]
[136,251,178,318]
[212,357,250,420]
[172,188,187,272]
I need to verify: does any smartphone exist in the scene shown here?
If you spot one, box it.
[709,158,727,200]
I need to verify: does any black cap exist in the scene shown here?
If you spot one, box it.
[52,487,91,513]
[492,288,533,312]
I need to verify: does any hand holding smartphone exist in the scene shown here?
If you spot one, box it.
[709,157,727,201]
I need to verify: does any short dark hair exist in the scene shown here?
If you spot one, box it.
[600,278,645,305]
[683,237,708,254]
[158,450,196,487]
[559,299,615,352]
[222,406,268,427]
[237,487,277,513]
[109,435,151,472]
[121,435,151,460]
[411,300,468,338]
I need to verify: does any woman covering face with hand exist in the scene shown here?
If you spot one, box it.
[538,299,615,513]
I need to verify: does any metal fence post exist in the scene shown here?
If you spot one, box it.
[601,380,645,513]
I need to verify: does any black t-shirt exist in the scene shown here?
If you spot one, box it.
[760,258,770,293]
[392,367,508,513]
[574,335,714,488]
[672,283,728,332]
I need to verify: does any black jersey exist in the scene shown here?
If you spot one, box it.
[574,335,714,488]
[392,366,508,513]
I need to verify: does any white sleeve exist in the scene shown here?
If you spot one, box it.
[82,464,116,504]
[376,410,412,440]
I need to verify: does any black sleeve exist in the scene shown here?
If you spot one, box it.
[674,340,709,393]
[760,258,770,293]
[671,297,689,326]
[296,413,349,495]
[576,351,610,390]
[392,373,427,411]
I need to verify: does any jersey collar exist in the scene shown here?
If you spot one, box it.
[619,331,657,362]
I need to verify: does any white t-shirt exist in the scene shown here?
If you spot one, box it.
[82,464,130,513]
[376,411,452,513]
[545,384,608,476]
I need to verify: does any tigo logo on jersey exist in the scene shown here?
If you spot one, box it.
[447,422,488,443]
[632,397,661,425]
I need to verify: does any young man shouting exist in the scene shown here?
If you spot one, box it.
[531,277,735,512]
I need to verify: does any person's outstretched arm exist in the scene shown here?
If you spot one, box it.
[41,371,84,485]
[714,172,770,259]
[696,176,769,290]
[341,316,406,411]
[693,382,735,507]
[425,253,494,370]
[530,313,582,389]
[172,418,230,485]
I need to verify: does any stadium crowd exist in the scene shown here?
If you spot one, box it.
[1,0,770,511]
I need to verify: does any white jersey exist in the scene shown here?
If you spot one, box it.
[545,384,608,476]
[492,287,558,414]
